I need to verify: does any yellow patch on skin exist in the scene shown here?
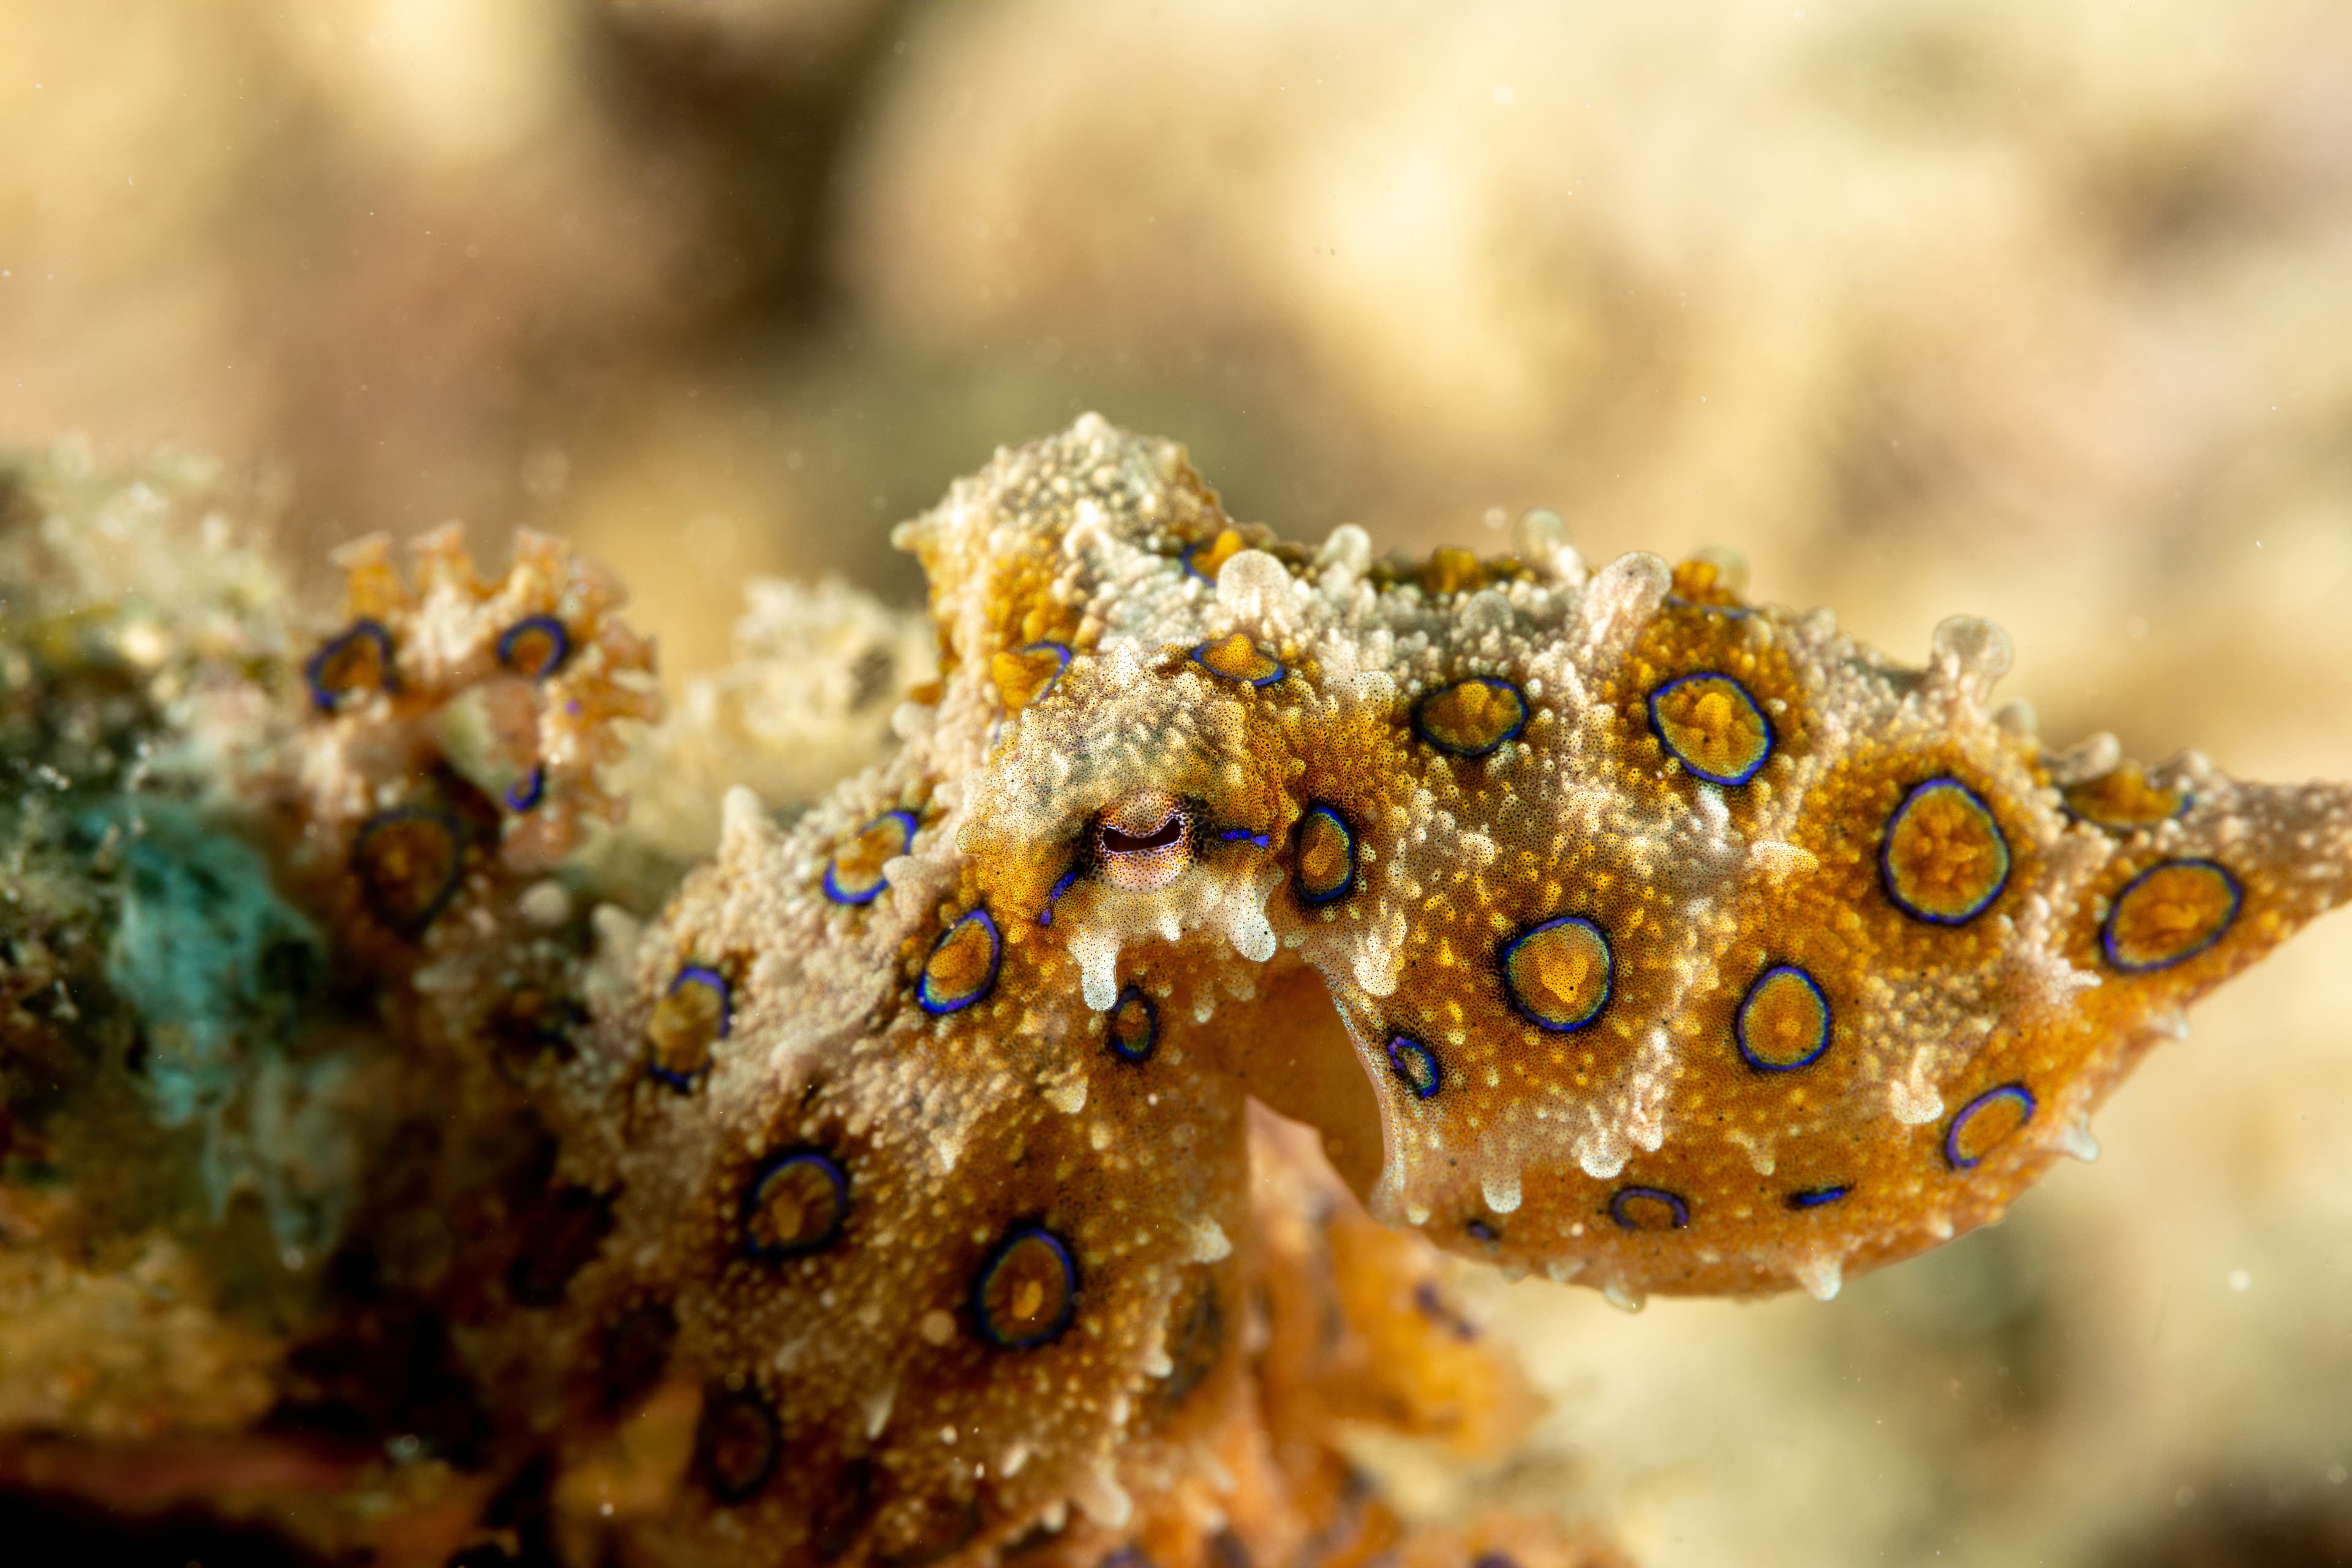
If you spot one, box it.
[1414,678,1527,758]
[314,634,388,699]
[1882,778,2011,923]
[1502,918,1611,1031]
[1420,547,1488,595]
[2064,762,2187,831]
[1193,631,1283,686]
[1668,554,1749,609]
[648,979,726,1079]
[979,1232,1074,1345]
[924,916,998,1005]
[826,813,914,903]
[1735,968,1829,1070]
[1109,993,1155,1059]
[1189,529,1246,581]
[499,624,563,678]
[1294,808,1355,903]
[2104,859,2239,971]
[1649,673,1771,786]
[747,1160,843,1256]
[990,643,1069,711]
[1947,1088,2032,1167]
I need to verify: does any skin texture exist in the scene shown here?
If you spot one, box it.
[256,416,2352,1566]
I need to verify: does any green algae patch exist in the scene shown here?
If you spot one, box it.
[97,800,358,1262]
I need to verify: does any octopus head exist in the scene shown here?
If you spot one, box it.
[959,641,1300,1012]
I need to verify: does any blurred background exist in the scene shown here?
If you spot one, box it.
[4,1,2351,1562]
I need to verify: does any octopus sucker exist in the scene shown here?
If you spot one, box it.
[4,419,2346,1567]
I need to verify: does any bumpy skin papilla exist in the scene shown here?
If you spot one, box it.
[306,418,2352,1567]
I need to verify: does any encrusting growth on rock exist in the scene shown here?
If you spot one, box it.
[2,417,2348,1566]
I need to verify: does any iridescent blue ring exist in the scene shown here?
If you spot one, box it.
[917,908,1002,1016]
[1014,640,1072,704]
[1645,670,1774,786]
[1106,986,1157,1065]
[1037,865,1080,928]
[496,614,573,680]
[649,965,731,1091]
[741,1148,850,1262]
[2098,857,2241,973]
[1498,914,1613,1033]
[304,619,398,710]
[973,1223,1080,1351]
[1188,638,1287,688]
[1410,676,1529,758]
[822,810,918,907]
[1943,1083,2035,1171]
[504,766,546,813]
[1880,777,2011,925]
[1385,1034,1442,1101]
[1608,1185,1691,1231]
[1291,802,1358,908]
[352,805,466,933]
[1733,963,1832,1073]
[1785,1184,1850,1210]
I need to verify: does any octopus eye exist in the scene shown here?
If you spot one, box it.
[1095,791,1191,890]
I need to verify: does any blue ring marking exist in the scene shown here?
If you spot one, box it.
[1410,676,1529,758]
[1106,986,1157,1065]
[696,1387,780,1503]
[1180,538,1226,583]
[1645,670,1775,786]
[1943,1082,2035,1171]
[1464,1218,1500,1245]
[917,907,1003,1016]
[1785,1184,1850,1210]
[1879,777,2011,925]
[649,964,731,1091]
[1037,865,1080,928]
[1218,826,1272,848]
[822,810,919,907]
[1733,963,1832,1073]
[304,619,398,710]
[1497,914,1613,1033]
[2099,857,2242,973]
[1292,802,1358,908]
[352,805,466,932]
[496,614,573,680]
[1188,637,1287,688]
[1385,1035,1442,1100]
[504,766,546,813]
[1608,1185,1691,1231]
[1014,640,1072,704]
[973,1223,1080,1350]
[741,1148,850,1261]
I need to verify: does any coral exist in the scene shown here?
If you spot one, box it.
[5,417,2350,1568]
